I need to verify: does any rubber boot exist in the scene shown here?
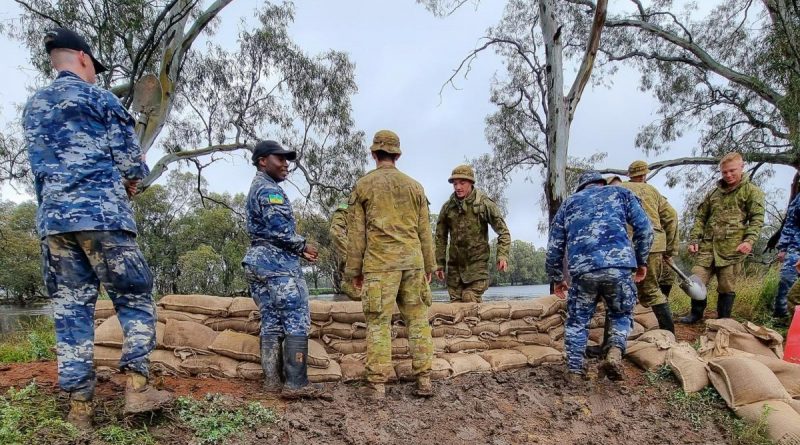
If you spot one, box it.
[67,399,94,430]
[678,299,706,324]
[415,375,434,398]
[585,312,611,358]
[260,335,283,394]
[717,292,735,319]
[599,346,625,381]
[281,335,329,400]
[123,371,174,414]
[651,303,675,334]
[660,285,673,300]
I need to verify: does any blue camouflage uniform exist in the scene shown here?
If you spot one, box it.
[776,194,800,317]
[23,70,155,401]
[546,172,653,373]
[242,171,310,337]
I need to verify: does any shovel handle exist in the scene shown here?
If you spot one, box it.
[665,259,692,283]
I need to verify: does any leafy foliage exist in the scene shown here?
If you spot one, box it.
[176,394,278,445]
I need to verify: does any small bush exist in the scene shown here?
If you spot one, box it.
[0,382,78,444]
[0,318,56,364]
[176,394,278,444]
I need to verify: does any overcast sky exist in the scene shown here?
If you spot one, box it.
[1,1,795,247]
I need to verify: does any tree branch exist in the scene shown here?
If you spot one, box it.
[566,0,607,121]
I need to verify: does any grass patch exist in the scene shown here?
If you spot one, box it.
[96,425,155,445]
[644,364,674,384]
[176,394,278,444]
[0,317,56,364]
[0,382,79,444]
[308,287,335,296]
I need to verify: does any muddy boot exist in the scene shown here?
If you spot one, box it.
[599,346,625,381]
[281,335,329,400]
[716,292,735,319]
[124,371,174,414]
[651,303,675,334]
[67,399,94,430]
[566,371,588,384]
[414,375,434,398]
[678,299,706,324]
[260,335,283,394]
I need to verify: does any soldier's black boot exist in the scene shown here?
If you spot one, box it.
[281,335,328,400]
[260,335,283,394]
[585,312,611,358]
[678,299,706,324]
[717,292,736,319]
[651,303,675,333]
[660,285,673,300]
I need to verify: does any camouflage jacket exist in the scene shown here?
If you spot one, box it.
[22,71,149,237]
[435,188,511,282]
[242,171,305,277]
[546,185,653,282]
[329,204,349,265]
[689,175,765,267]
[778,194,800,254]
[620,182,678,255]
[344,164,435,276]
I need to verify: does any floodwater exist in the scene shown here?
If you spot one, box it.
[0,303,53,336]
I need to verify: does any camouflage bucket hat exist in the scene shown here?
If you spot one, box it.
[370,129,401,154]
[628,160,649,177]
[576,171,605,192]
[605,175,623,185]
[448,164,475,183]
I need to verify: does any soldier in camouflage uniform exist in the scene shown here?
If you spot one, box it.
[345,130,435,399]
[242,140,326,399]
[547,171,653,381]
[681,152,765,323]
[435,164,511,302]
[621,160,678,333]
[774,193,800,319]
[22,28,172,428]
[329,202,358,300]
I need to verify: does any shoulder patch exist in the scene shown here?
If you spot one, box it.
[268,193,285,204]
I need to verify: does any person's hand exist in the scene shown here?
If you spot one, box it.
[688,243,699,254]
[123,179,140,199]
[554,281,568,299]
[425,272,432,284]
[778,250,787,262]
[795,258,800,274]
[497,259,508,272]
[435,269,444,281]
[634,266,648,283]
[352,275,364,290]
[736,242,753,255]
[302,244,319,263]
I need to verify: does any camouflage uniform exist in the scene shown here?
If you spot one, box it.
[345,131,435,384]
[775,194,800,317]
[329,203,358,300]
[23,70,155,401]
[435,186,511,303]
[546,172,653,374]
[242,171,310,337]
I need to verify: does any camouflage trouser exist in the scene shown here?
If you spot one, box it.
[658,262,675,286]
[775,252,799,316]
[691,262,741,294]
[362,269,433,383]
[565,268,636,373]
[636,253,667,307]
[244,267,310,337]
[41,230,156,401]
[447,278,489,303]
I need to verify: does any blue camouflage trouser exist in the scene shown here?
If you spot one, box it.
[565,268,636,373]
[243,267,310,337]
[776,252,799,316]
[41,230,156,401]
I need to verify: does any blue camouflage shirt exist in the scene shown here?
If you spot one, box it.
[778,194,800,254]
[242,171,306,277]
[23,71,149,237]
[546,184,654,282]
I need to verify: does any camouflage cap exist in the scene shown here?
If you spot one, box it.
[448,164,475,183]
[370,130,401,154]
[576,171,605,192]
[628,160,649,177]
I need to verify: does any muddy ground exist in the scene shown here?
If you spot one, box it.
[0,324,735,445]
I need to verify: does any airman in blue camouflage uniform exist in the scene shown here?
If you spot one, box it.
[775,193,800,319]
[547,171,653,381]
[242,140,326,399]
[22,28,171,428]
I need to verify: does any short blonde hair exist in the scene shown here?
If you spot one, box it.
[719,152,744,167]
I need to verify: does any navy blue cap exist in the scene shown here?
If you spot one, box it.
[251,140,297,165]
[44,28,108,74]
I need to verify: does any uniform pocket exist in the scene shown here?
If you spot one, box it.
[102,240,153,295]
[40,241,57,296]
[362,279,383,314]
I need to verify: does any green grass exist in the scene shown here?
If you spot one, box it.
[176,394,278,444]
[308,287,335,296]
[0,382,79,444]
[0,318,56,364]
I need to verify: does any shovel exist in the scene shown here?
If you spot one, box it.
[666,259,707,301]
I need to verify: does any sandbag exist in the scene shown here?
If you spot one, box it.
[741,353,800,397]
[431,322,472,338]
[157,309,209,324]
[530,295,565,318]
[703,327,783,359]
[204,317,260,335]
[549,325,565,341]
[666,343,709,393]
[227,297,259,318]
[735,400,800,444]
[507,300,544,319]
[478,349,528,372]
[628,322,645,340]
[514,345,563,366]
[470,321,501,336]
[428,302,477,324]
[392,322,408,338]
[95,316,166,348]
[209,330,260,362]
[150,349,186,376]
[325,338,367,355]
[162,319,218,352]
[445,336,489,353]
[708,356,791,408]
[633,304,651,315]
[588,312,606,329]
[392,338,410,357]
[499,314,562,336]
[477,302,511,321]
[94,345,121,368]
[625,340,671,371]
[432,337,447,353]
[95,300,115,320]
[638,329,676,346]
[329,301,366,324]
[338,354,397,382]
[308,360,341,383]
[481,335,522,350]
[394,357,451,381]
[441,353,492,377]
[634,311,659,331]
[320,322,366,340]
[309,300,332,322]
[181,354,240,378]
[516,332,556,347]
[158,294,232,316]
[705,318,748,333]
[588,328,605,344]
[237,362,264,380]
